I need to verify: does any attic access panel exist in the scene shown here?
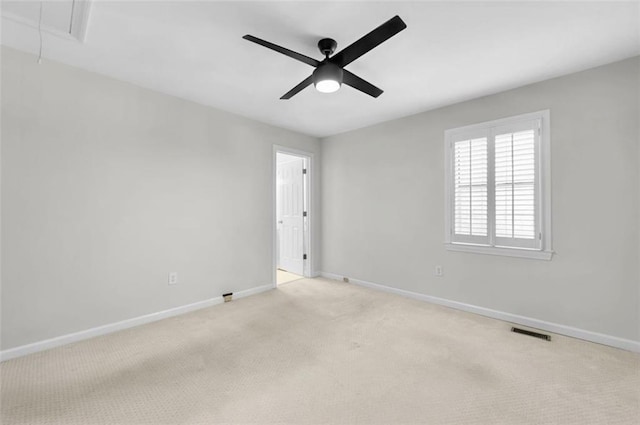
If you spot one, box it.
[1,0,91,41]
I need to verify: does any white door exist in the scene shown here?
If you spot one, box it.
[277,156,304,275]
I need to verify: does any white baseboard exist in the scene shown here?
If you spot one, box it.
[0,284,273,362]
[319,272,640,353]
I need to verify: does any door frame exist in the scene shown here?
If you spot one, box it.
[272,145,314,288]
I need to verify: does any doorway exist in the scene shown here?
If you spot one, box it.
[273,147,312,286]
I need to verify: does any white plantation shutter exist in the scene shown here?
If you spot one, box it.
[452,136,488,244]
[445,112,549,257]
[493,121,540,249]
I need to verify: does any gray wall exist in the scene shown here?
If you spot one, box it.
[321,57,640,342]
[2,46,638,351]
[1,47,321,350]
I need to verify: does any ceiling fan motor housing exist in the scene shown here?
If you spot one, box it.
[312,62,343,92]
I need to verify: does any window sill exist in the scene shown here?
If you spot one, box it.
[445,243,553,260]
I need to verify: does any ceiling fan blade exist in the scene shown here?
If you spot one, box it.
[280,75,314,99]
[243,35,320,67]
[342,70,383,98]
[330,15,406,68]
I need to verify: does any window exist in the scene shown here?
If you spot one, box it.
[444,111,552,260]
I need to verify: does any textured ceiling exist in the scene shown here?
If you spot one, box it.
[2,1,639,137]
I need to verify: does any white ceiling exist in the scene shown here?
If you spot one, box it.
[2,1,639,138]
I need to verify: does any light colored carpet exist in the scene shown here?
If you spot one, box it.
[277,269,303,285]
[1,278,638,424]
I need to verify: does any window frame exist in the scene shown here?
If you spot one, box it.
[444,110,553,260]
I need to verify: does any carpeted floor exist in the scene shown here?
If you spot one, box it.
[1,278,638,424]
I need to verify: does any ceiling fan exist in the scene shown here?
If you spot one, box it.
[242,15,407,100]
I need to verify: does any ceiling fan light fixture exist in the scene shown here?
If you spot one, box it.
[315,79,341,93]
[312,63,343,93]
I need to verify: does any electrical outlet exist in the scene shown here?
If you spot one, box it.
[435,266,443,277]
[168,272,178,285]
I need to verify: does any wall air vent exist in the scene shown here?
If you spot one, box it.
[511,327,551,341]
